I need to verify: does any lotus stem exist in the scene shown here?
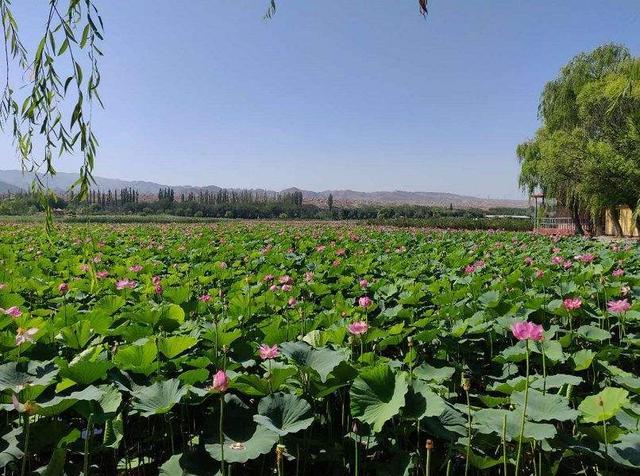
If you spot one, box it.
[502,413,508,476]
[20,414,30,476]
[515,340,530,474]
[425,439,433,476]
[276,443,285,476]
[464,385,472,476]
[354,433,359,476]
[541,342,547,395]
[220,396,226,476]
[83,413,93,475]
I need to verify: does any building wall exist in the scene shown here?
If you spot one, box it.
[605,207,639,237]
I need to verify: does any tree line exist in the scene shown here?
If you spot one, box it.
[0,189,531,221]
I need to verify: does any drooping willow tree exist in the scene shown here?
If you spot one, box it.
[517,43,640,236]
[0,0,428,207]
[0,0,103,202]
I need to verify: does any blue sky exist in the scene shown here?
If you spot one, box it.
[1,1,639,198]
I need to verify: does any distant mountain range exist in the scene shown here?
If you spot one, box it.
[0,169,529,209]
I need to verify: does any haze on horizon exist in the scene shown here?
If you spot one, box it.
[0,1,638,199]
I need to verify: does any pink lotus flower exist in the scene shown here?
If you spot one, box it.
[474,260,485,269]
[281,284,292,292]
[535,269,545,279]
[11,394,20,412]
[80,264,90,273]
[269,284,278,292]
[551,255,563,265]
[348,320,369,335]
[0,283,6,290]
[510,321,544,342]
[524,257,533,266]
[263,274,274,283]
[129,265,143,273]
[563,260,573,270]
[96,271,109,279]
[279,275,293,285]
[359,279,369,289]
[15,327,38,346]
[154,285,163,295]
[116,279,137,290]
[152,276,162,285]
[612,268,624,277]
[316,245,326,252]
[358,296,373,308]
[58,282,69,294]
[5,306,22,318]
[288,297,297,307]
[219,261,228,269]
[258,344,279,360]
[563,297,582,311]
[304,272,314,283]
[210,370,229,392]
[578,254,595,264]
[199,294,212,303]
[464,264,476,274]
[607,299,631,314]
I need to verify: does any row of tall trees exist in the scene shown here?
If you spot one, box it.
[157,187,304,207]
[84,188,140,206]
[517,43,640,236]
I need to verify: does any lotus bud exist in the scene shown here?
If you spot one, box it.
[461,370,472,392]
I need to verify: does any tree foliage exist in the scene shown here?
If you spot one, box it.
[517,44,640,235]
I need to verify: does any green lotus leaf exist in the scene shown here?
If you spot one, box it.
[112,339,157,375]
[160,450,221,475]
[0,361,58,393]
[473,408,556,441]
[511,388,578,422]
[0,427,23,468]
[577,325,611,342]
[103,414,125,449]
[610,432,640,469]
[206,426,279,464]
[572,349,596,371]
[157,335,198,359]
[402,380,447,419]
[36,385,105,417]
[350,366,409,433]
[131,379,189,417]
[93,295,126,315]
[578,387,629,423]
[413,364,455,384]
[530,374,583,390]
[279,341,349,383]
[253,392,314,436]
[59,359,113,385]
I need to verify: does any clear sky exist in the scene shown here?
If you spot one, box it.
[1,1,639,198]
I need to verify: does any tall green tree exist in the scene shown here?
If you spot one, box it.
[517,44,640,236]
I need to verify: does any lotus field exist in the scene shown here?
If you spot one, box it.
[1,222,639,475]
